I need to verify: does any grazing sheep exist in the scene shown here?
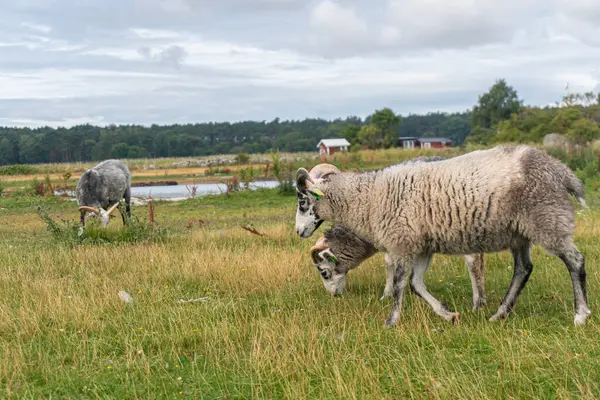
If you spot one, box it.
[75,159,131,227]
[310,224,486,311]
[295,145,589,327]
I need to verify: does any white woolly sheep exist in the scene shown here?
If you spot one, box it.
[295,145,589,327]
[75,159,132,227]
[310,225,486,312]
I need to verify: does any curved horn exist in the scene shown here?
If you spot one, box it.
[296,168,314,183]
[310,236,329,263]
[79,206,100,213]
[106,202,120,216]
[309,163,340,180]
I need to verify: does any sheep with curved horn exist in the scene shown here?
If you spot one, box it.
[295,145,590,327]
[75,159,132,227]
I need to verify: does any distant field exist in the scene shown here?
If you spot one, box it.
[0,147,467,192]
[1,171,600,398]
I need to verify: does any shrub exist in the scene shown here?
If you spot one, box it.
[238,165,255,189]
[278,163,295,195]
[29,179,45,196]
[235,152,250,164]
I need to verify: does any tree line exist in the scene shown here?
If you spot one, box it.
[0,111,471,165]
[1,79,599,165]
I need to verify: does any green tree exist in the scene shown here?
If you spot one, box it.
[550,107,585,134]
[472,79,522,130]
[127,146,150,159]
[566,119,600,145]
[19,134,44,164]
[439,115,471,144]
[111,143,130,159]
[369,108,400,148]
[357,124,381,149]
[0,138,13,165]
[466,126,495,145]
[338,124,361,145]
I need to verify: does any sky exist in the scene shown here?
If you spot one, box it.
[1,0,600,128]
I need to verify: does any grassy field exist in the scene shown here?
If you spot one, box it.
[1,148,600,399]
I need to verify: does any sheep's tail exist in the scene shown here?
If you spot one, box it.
[559,163,587,208]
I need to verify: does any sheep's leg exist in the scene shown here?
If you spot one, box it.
[124,188,132,224]
[464,254,486,311]
[385,257,410,328]
[558,245,591,326]
[80,210,86,226]
[490,242,533,322]
[410,254,460,324]
[380,253,395,300]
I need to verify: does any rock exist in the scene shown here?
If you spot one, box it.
[118,290,133,304]
[543,133,568,149]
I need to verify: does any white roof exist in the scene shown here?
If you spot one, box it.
[317,138,350,148]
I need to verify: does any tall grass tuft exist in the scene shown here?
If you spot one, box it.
[36,204,170,246]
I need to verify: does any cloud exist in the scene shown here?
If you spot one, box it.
[0,0,599,128]
[309,1,368,41]
[380,0,540,49]
[138,45,188,67]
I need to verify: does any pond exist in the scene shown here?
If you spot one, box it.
[129,180,281,199]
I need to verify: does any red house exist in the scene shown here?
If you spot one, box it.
[398,137,453,149]
[317,138,351,155]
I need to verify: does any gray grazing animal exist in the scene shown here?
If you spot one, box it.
[295,145,589,327]
[310,225,486,312]
[75,159,132,227]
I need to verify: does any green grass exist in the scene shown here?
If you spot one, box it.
[1,162,600,398]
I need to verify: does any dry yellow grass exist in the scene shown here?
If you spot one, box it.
[1,187,600,398]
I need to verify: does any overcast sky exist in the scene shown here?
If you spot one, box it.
[1,0,599,128]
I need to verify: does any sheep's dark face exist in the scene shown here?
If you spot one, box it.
[310,237,348,296]
[295,190,323,238]
[295,164,339,238]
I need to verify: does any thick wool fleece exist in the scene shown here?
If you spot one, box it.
[313,145,585,259]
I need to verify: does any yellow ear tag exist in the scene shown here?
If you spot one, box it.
[309,187,325,200]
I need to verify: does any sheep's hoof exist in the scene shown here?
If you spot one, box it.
[489,312,506,322]
[574,309,591,326]
[380,293,392,301]
[385,311,399,328]
[449,312,460,325]
[472,299,486,312]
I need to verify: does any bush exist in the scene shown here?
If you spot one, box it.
[238,165,255,188]
[235,152,250,164]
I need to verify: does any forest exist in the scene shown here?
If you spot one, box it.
[1,79,599,165]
